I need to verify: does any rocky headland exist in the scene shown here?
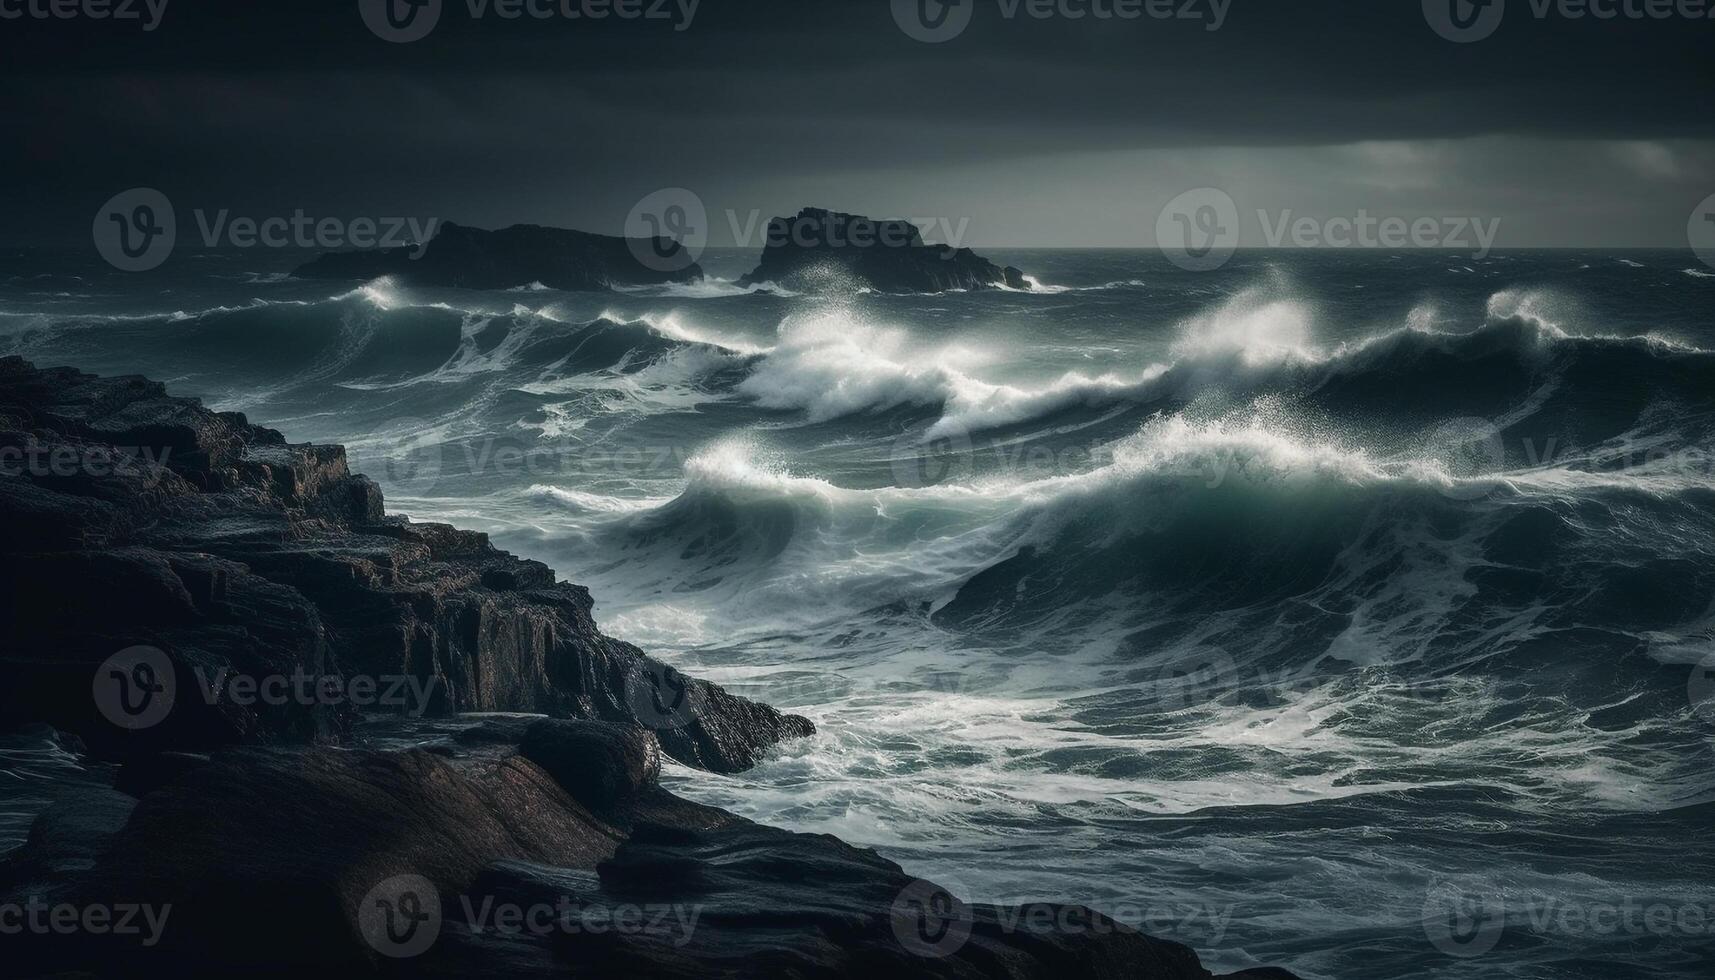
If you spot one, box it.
[291,208,1032,296]
[738,207,1031,293]
[0,357,1295,979]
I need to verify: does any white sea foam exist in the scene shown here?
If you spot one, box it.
[734,286,1317,433]
[333,276,411,311]
[734,305,968,422]
[615,277,800,299]
[527,485,673,513]
[730,279,1679,447]
[597,308,771,356]
[1170,286,1317,367]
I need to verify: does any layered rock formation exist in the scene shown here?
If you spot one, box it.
[738,207,1031,293]
[0,357,798,770]
[0,358,1297,980]
[292,221,703,291]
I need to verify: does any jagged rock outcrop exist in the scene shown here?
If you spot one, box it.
[738,207,1030,293]
[0,357,805,770]
[0,359,1301,980]
[292,221,703,291]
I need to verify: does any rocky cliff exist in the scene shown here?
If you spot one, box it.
[0,358,1297,980]
[0,357,795,770]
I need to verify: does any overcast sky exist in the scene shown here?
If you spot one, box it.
[4,0,1713,247]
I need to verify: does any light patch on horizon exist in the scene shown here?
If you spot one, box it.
[686,137,1715,249]
[1612,141,1682,181]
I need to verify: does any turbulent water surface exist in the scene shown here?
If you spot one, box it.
[6,247,1715,978]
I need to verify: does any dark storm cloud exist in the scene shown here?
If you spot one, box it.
[2,0,1712,245]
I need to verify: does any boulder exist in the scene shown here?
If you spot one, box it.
[519,719,661,811]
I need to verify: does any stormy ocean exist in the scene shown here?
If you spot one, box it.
[5,247,1713,979]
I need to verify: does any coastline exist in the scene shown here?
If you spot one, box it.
[0,356,1297,978]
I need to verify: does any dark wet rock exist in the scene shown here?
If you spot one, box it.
[738,207,1030,293]
[426,817,1298,979]
[113,751,210,798]
[1,733,1297,980]
[519,718,660,811]
[580,819,1230,979]
[4,744,619,974]
[292,221,703,291]
[451,714,552,746]
[0,357,811,770]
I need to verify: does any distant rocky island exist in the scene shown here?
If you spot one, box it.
[0,358,1294,979]
[292,208,1032,295]
[293,221,704,291]
[739,207,1030,293]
